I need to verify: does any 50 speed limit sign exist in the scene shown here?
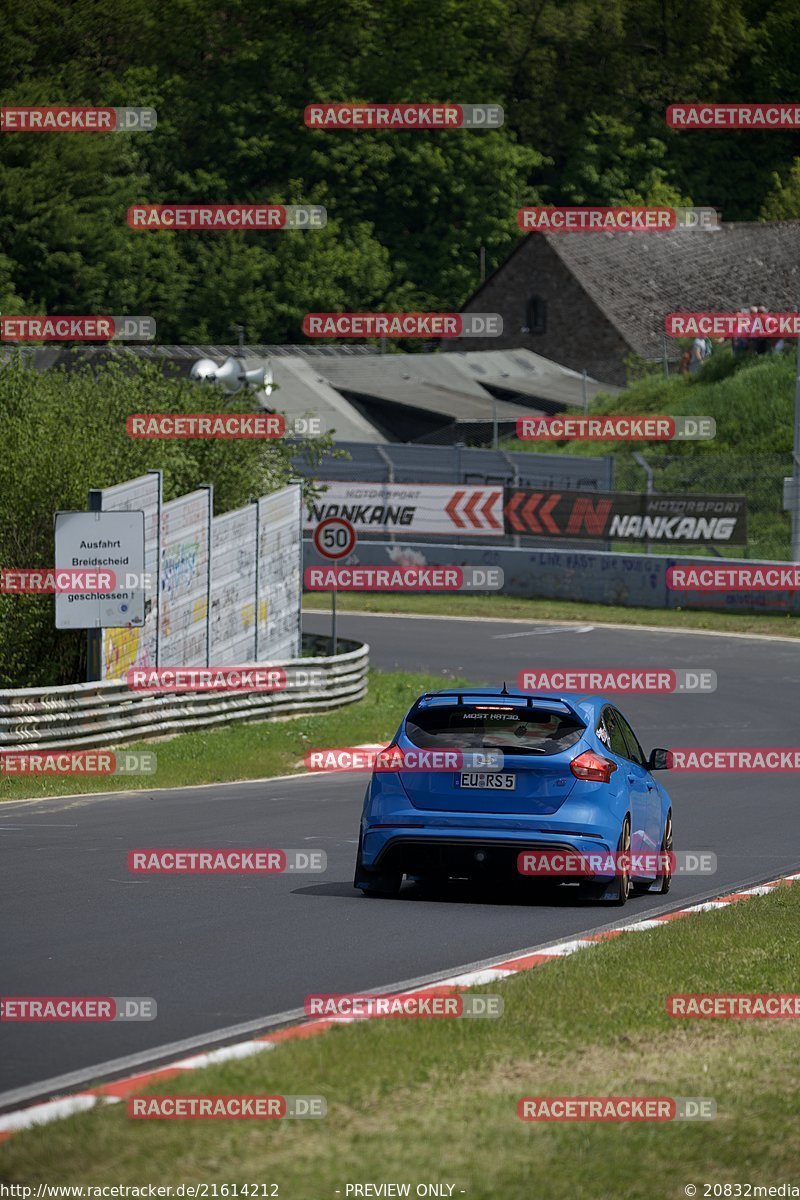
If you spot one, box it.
[311,517,355,656]
[312,516,357,561]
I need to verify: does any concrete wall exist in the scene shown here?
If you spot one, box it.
[304,539,800,615]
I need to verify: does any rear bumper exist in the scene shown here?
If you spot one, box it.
[359,828,615,882]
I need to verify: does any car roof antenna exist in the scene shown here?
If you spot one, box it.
[500,682,510,695]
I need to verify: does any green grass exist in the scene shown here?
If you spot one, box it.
[0,668,465,801]
[2,884,799,1194]
[304,592,800,637]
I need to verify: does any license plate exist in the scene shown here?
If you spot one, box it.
[457,772,516,790]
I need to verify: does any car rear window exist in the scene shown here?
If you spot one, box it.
[405,703,585,756]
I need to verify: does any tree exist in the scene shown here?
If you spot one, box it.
[760,160,800,220]
[0,354,332,686]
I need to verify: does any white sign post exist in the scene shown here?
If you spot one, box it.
[312,517,357,656]
[54,510,146,631]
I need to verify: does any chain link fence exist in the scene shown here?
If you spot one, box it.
[609,450,791,560]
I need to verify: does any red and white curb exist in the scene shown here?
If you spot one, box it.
[2,871,798,1142]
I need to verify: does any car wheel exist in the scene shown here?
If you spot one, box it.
[654,809,673,894]
[632,808,673,895]
[354,832,403,897]
[609,815,631,905]
[580,816,631,905]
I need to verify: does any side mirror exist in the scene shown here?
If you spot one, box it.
[647,748,671,771]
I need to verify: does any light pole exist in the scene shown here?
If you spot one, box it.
[633,450,654,556]
[791,344,800,561]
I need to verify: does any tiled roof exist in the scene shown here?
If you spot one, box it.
[542,220,800,359]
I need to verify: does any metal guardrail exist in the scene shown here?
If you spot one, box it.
[0,636,368,752]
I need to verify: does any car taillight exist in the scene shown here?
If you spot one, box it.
[570,750,618,783]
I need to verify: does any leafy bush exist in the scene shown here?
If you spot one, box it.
[0,354,331,686]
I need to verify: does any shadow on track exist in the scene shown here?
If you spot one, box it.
[290,877,652,910]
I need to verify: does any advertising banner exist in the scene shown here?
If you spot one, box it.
[258,485,302,662]
[305,482,504,536]
[95,476,302,679]
[503,488,747,545]
[100,472,161,680]
[209,504,257,664]
[159,490,211,668]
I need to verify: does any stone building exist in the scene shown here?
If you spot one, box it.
[444,221,800,385]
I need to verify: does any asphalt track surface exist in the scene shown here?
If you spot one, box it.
[2,611,800,1106]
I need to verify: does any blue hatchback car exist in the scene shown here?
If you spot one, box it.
[354,688,673,904]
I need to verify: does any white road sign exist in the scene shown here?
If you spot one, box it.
[54,510,146,630]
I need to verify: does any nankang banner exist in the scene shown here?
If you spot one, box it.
[503,488,747,545]
[306,482,504,536]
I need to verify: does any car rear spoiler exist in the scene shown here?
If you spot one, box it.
[410,691,586,725]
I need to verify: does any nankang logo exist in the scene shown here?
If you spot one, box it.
[608,515,738,541]
[309,503,415,526]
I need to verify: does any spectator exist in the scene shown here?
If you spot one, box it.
[754,304,770,355]
[688,334,711,374]
[732,306,751,357]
